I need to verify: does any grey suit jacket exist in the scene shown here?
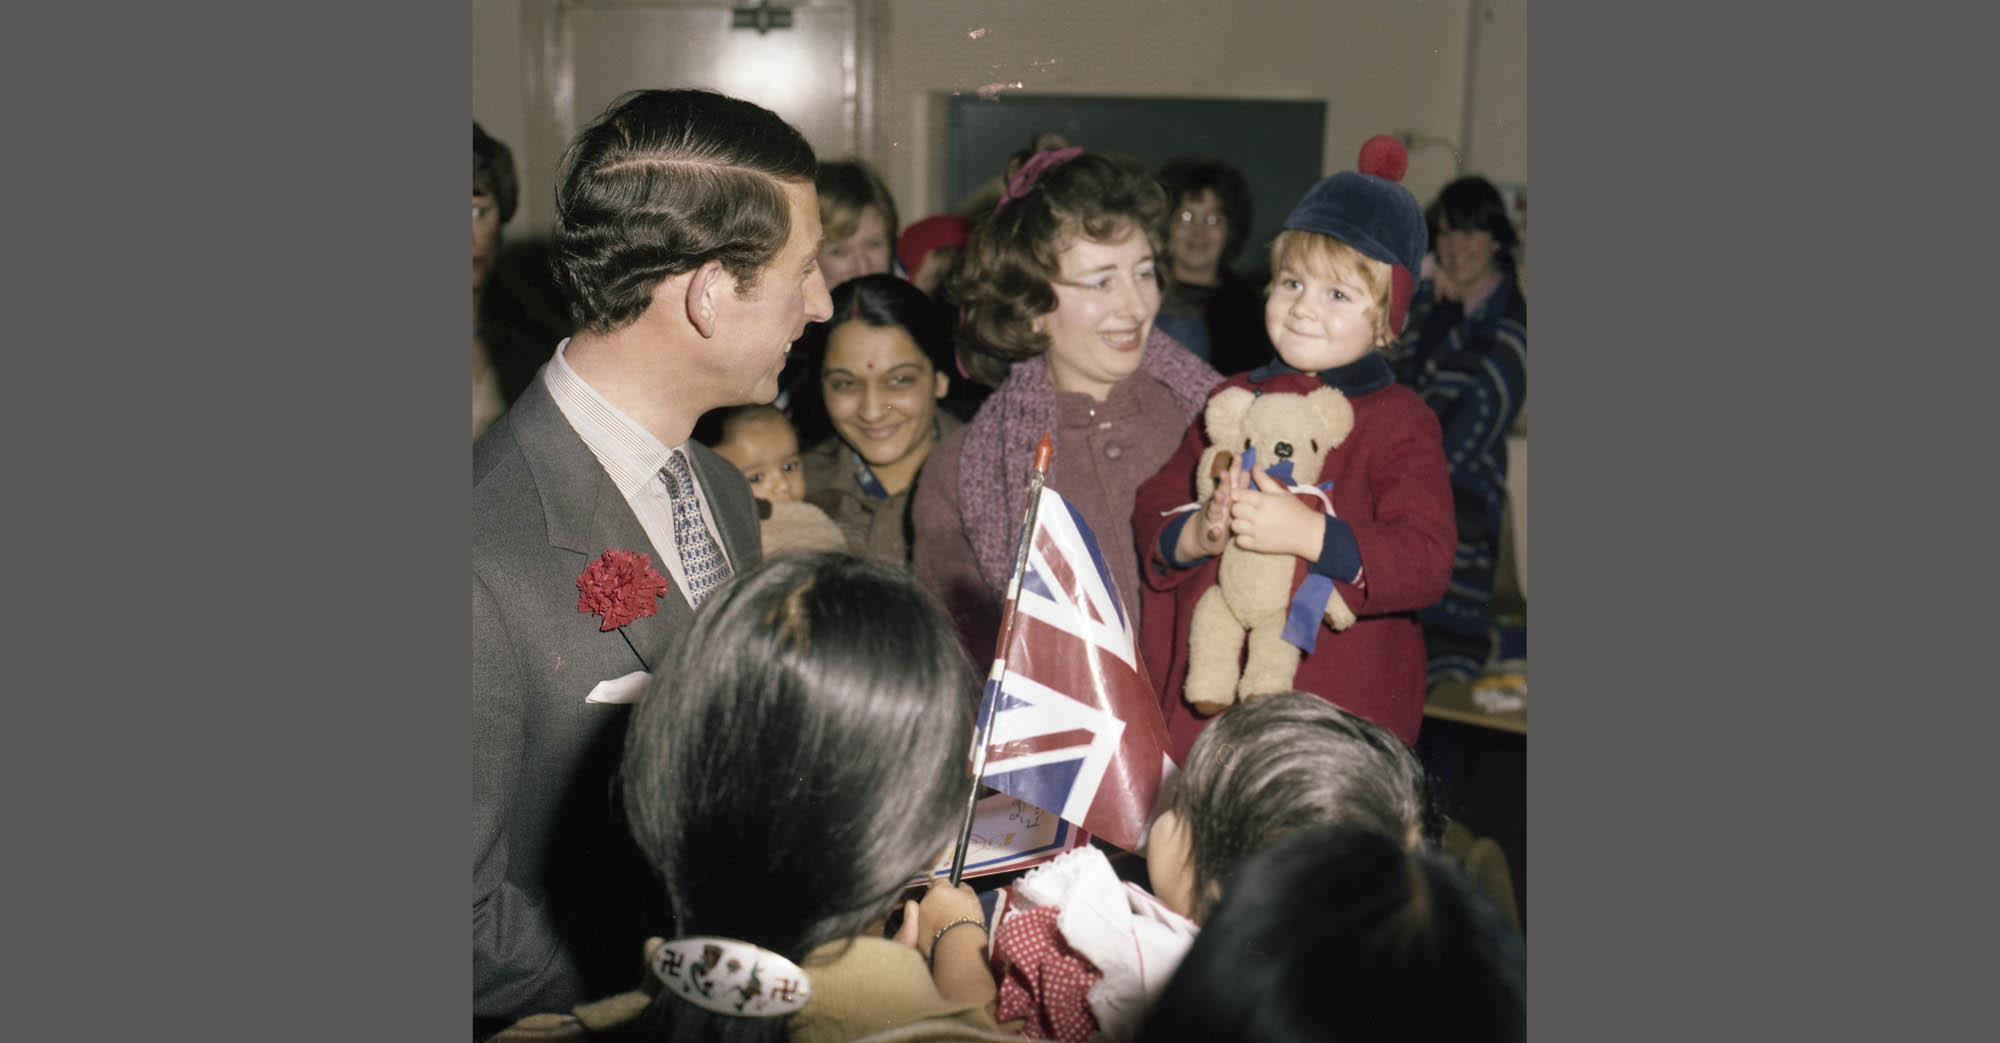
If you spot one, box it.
[472,376,761,1030]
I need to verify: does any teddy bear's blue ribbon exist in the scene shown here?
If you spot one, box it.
[1284,575,1338,652]
[1235,451,1340,653]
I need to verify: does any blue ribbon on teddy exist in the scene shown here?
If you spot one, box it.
[1236,447,1342,654]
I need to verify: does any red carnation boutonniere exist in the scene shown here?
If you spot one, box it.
[577,549,669,669]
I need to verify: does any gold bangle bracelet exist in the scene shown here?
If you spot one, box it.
[927,916,987,963]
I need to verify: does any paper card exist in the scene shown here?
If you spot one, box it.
[1472,670,1528,713]
[926,794,1090,882]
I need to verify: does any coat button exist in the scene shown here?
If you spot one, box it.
[1105,443,1123,460]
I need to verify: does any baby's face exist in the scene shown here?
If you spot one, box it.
[715,414,805,503]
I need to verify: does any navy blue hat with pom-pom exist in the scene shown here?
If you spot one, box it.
[1282,135,1428,335]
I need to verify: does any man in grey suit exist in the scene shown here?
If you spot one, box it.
[472,89,833,1036]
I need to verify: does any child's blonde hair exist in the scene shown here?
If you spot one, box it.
[1267,229,1397,346]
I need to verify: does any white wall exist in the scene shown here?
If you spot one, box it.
[872,0,1478,218]
[472,0,1530,237]
[1463,0,1527,183]
[473,0,536,228]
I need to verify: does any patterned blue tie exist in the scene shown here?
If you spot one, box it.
[661,449,731,606]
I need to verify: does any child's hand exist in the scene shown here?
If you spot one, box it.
[1178,454,1242,561]
[1231,467,1326,562]
[911,879,997,1009]
[910,879,985,953]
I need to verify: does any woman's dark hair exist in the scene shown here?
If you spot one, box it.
[1427,175,1520,275]
[620,552,974,1042]
[1138,825,1526,1043]
[1168,692,1432,922]
[474,122,519,225]
[553,88,818,334]
[825,274,957,378]
[1158,156,1253,265]
[787,273,965,447]
[949,152,1169,387]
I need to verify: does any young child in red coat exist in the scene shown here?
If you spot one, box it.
[1133,137,1456,757]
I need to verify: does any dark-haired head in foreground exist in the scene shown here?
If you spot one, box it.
[1138,824,1525,1043]
[620,552,977,1042]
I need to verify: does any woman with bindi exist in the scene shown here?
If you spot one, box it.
[792,274,961,566]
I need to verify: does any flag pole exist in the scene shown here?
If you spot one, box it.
[948,432,1054,887]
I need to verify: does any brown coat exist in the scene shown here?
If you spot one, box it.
[801,414,963,567]
[911,372,1209,662]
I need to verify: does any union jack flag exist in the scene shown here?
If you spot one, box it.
[973,487,1176,854]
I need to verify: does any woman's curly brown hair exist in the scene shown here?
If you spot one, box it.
[949,152,1169,387]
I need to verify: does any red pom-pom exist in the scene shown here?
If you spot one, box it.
[1357,134,1409,182]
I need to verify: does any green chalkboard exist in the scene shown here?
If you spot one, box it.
[944,93,1327,278]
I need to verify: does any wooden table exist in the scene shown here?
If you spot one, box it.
[1422,676,1527,735]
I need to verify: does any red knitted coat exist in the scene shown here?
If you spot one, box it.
[1132,368,1454,757]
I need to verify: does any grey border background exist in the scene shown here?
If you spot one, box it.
[1533,3,1985,1039]
[15,0,1981,1038]
[12,3,464,1038]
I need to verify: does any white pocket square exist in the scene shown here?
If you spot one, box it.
[585,669,651,705]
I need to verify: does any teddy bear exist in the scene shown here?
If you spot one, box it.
[1185,384,1359,716]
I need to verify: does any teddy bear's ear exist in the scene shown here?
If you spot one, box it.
[1307,386,1356,448]
[1205,387,1256,446]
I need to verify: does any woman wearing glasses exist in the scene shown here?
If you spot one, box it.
[1153,157,1275,376]
[911,149,1221,661]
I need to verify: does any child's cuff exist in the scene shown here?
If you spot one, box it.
[1309,517,1362,584]
[1158,513,1206,569]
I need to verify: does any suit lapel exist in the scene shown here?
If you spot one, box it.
[507,381,688,673]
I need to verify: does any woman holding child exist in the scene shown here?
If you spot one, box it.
[911,149,1222,659]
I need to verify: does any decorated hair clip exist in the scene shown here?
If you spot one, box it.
[993,145,1085,217]
[650,936,813,1018]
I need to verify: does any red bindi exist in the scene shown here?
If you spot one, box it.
[865,361,875,370]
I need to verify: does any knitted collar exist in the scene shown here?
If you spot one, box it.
[1245,352,1395,396]
[959,329,1219,596]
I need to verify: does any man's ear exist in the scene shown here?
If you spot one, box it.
[686,260,729,339]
